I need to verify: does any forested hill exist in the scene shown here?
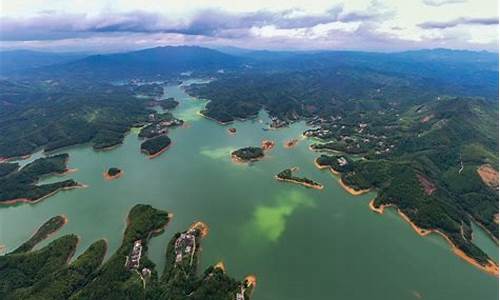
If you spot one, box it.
[0,50,86,75]
[3,47,498,92]
[21,46,246,80]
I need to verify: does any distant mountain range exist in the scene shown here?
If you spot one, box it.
[0,50,87,74]
[1,46,498,100]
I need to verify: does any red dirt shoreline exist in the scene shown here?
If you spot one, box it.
[103,170,124,181]
[275,176,324,190]
[0,184,88,206]
[368,199,499,277]
[142,143,172,159]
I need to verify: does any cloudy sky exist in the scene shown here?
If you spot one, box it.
[0,0,498,52]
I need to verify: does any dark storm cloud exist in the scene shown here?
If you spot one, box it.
[0,5,391,41]
[418,17,498,29]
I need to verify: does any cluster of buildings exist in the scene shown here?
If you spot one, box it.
[303,127,333,139]
[125,240,143,270]
[236,285,246,300]
[269,117,288,129]
[337,156,348,167]
[174,229,197,264]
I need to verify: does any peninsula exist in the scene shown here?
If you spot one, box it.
[0,204,255,299]
[0,154,83,205]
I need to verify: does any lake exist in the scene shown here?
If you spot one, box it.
[0,81,497,300]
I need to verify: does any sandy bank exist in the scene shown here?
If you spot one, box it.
[214,261,226,272]
[245,275,257,288]
[190,221,209,237]
[338,178,370,195]
[142,143,172,159]
[275,175,324,190]
[261,139,275,151]
[0,184,87,206]
[314,159,341,175]
[284,139,299,149]
[197,111,232,125]
[231,153,265,164]
[371,202,499,277]
[368,199,389,214]
[103,170,124,181]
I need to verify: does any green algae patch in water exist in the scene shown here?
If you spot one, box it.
[244,190,315,242]
[200,146,236,160]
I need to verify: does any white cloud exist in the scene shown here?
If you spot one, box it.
[0,0,497,51]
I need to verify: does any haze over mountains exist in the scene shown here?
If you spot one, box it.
[1,46,498,101]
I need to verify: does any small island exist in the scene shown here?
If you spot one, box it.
[103,167,123,180]
[275,167,324,190]
[160,97,179,110]
[261,139,275,151]
[227,127,237,135]
[140,135,171,158]
[231,147,264,162]
[284,138,299,149]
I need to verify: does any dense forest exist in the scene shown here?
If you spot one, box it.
[0,204,254,300]
[276,168,323,189]
[309,97,499,267]
[0,79,152,159]
[140,135,172,157]
[231,147,265,162]
[0,154,81,203]
[0,46,498,276]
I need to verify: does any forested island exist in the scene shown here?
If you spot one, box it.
[231,147,264,162]
[104,167,123,180]
[160,98,180,110]
[141,135,172,158]
[275,168,324,190]
[0,154,83,204]
[0,204,255,300]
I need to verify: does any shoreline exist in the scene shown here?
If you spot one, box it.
[231,153,265,164]
[284,139,299,149]
[189,221,209,237]
[0,184,88,206]
[214,261,226,272]
[197,111,233,125]
[275,175,324,190]
[103,170,124,181]
[313,159,341,175]
[94,143,122,152]
[245,275,257,288]
[338,178,370,195]
[261,139,275,151]
[142,143,172,159]
[0,154,31,163]
[369,200,499,277]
